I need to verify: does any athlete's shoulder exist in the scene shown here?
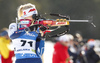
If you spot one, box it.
[8,23,17,37]
[9,23,17,29]
[9,23,17,30]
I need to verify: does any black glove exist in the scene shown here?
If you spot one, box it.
[25,24,41,32]
[39,26,47,31]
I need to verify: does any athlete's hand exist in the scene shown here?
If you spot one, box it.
[39,26,47,31]
[25,24,41,32]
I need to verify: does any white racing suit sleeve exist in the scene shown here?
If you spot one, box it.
[8,23,25,39]
[8,23,17,37]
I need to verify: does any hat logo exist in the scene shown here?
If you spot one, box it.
[28,8,36,13]
[24,11,26,15]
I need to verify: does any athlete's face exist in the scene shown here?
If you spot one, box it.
[25,15,35,23]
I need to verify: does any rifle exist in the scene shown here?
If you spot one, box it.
[16,13,96,37]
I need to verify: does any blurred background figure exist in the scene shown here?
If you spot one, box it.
[0,28,14,63]
[75,33,83,43]
[52,34,70,63]
[68,34,78,63]
[73,32,88,63]
[85,39,100,63]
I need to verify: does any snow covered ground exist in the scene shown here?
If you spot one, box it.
[44,41,54,63]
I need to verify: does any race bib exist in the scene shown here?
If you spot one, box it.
[12,38,36,54]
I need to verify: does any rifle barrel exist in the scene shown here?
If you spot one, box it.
[68,20,89,22]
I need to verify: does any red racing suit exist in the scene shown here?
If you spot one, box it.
[1,51,14,63]
[52,42,70,63]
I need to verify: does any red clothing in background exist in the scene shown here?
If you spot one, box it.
[52,42,70,63]
[1,51,14,63]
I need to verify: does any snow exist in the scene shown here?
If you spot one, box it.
[44,41,54,63]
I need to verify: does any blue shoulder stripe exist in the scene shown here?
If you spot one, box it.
[10,29,25,39]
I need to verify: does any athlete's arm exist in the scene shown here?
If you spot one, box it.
[36,33,45,57]
[8,23,25,39]
[8,23,43,39]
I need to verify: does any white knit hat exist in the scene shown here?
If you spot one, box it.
[59,35,70,42]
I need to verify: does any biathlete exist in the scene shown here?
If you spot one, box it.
[8,3,45,63]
